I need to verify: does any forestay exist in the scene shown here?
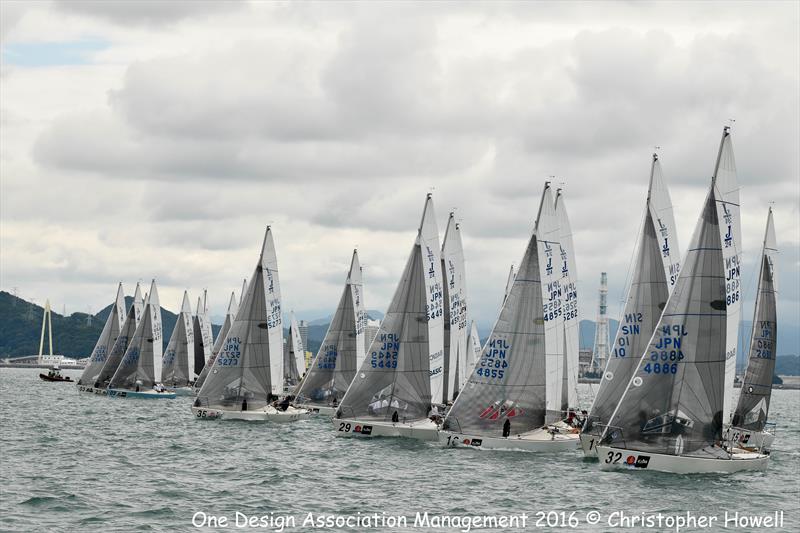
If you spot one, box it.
[78,283,126,386]
[196,227,284,409]
[733,208,778,431]
[161,291,195,387]
[585,154,680,433]
[603,152,732,457]
[443,188,551,436]
[109,280,164,390]
[295,250,366,406]
[442,213,468,401]
[337,195,441,422]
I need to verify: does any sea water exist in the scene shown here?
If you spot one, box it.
[0,367,797,532]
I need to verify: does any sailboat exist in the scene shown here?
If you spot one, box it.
[503,265,516,303]
[192,291,214,382]
[727,208,778,453]
[161,291,195,395]
[192,227,311,421]
[462,321,482,390]
[554,190,580,419]
[77,283,126,391]
[332,194,444,441]
[107,279,173,399]
[87,283,145,394]
[442,213,469,403]
[284,312,306,392]
[194,290,238,392]
[596,127,767,473]
[580,154,681,457]
[439,183,578,451]
[294,250,366,415]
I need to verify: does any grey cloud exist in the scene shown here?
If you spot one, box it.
[54,0,242,25]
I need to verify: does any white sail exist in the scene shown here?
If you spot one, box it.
[554,189,579,410]
[193,293,214,379]
[503,265,516,303]
[733,208,778,430]
[285,311,306,387]
[197,226,285,407]
[712,129,743,422]
[194,291,237,391]
[295,250,366,407]
[95,299,139,387]
[78,283,126,386]
[419,195,446,405]
[442,212,468,401]
[161,291,195,387]
[337,194,443,421]
[109,279,164,390]
[464,321,482,388]
[133,282,144,327]
[241,278,247,304]
[585,154,681,434]
[536,183,564,423]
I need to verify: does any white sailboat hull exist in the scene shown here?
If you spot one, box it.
[440,427,578,452]
[191,405,311,422]
[579,432,600,458]
[725,427,775,453]
[294,403,337,416]
[595,445,769,474]
[107,388,176,399]
[77,384,108,395]
[332,417,439,442]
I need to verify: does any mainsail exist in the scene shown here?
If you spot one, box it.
[733,208,778,431]
[195,291,238,390]
[295,250,366,406]
[109,279,164,390]
[463,321,482,389]
[537,184,565,423]
[133,282,144,327]
[443,185,556,436]
[585,154,681,432]
[78,283,126,386]
[95,294,141,387]
[284,312,306,388]
[161,291,195,387]
[554,189,579,410]
[192,291,213,379]
[603,128,739,457]
[503,265,516,303]
[442,213,468,402]
[196,227,284,408]
[337,194,443,421]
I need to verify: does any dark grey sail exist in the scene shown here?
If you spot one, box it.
[78,283,125,386]
[603,190,728,457]
[161,291,194,388]
[295,250,365,407]
[733,209,778,431]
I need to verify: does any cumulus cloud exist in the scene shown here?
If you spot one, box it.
[2,1,798,348]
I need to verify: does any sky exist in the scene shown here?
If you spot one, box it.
[1,1,798,351]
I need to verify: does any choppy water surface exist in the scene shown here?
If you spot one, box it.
[1,368,798,532]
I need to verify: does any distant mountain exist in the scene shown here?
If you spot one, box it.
[307,309,384,327]
[1,291,219,358]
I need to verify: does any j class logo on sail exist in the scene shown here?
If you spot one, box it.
[353,285,361,307]
[92,345,108,363]
[318,344,338,369]
[265,268,275,294]
[217,337,242,366]
[371,333,399,369]
[613,313,643,358]
[657,218,672,258]
[559,245,569,276]
[476,339,510,380]
[644,325,686,375]
[722,203,734,248]
[725,255,741,306]
[426,246,436,279]
[122,346,140,367]
[427,281,443,321]
[447,259,456,289]
[355,310,367,336]
[267,300,282,329]
[755,322,775,359]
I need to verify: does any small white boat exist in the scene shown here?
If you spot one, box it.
[596,128,765,474]
[440,184,580,452]
[293,250,366,415]
[107,280,172,400]
[580,153,681,458]
[193,227,306,423]
[727,208,779,454]
[333,194,446,441]
[192,404,310,422]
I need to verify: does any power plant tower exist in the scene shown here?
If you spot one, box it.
[591,272,610,374]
